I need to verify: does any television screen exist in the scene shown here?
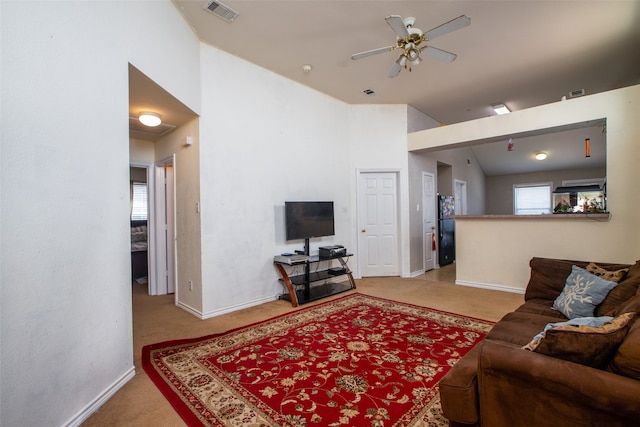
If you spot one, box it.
[285,201,335,241]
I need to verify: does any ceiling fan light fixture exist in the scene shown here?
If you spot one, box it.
[351,14,469,78]
[535,152,548,161]
[492,103,511,115]
[139,111,162,127]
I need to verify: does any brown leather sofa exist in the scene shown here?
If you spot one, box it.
[439,257,640,427]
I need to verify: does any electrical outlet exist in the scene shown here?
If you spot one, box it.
[188,280,193,291]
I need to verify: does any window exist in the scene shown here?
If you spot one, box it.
[130,182,148,220]
[514,183,551,215]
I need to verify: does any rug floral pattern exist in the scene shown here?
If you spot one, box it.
[143,294,493,426]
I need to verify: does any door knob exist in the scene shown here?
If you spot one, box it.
[361,228,366,233]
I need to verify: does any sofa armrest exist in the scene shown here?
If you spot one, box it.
[478,339,640,427]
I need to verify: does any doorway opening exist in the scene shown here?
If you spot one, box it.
[422,172,436,273]
[454,179,468,215]
[129,163,152,293]
[128,158,176,297]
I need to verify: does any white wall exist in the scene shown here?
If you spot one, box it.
[0,1,200,425]
[130,139,156,163]
[196,45,409,317]
[155,118,203,312]
[348,104,411,277]
[409,85,640,291]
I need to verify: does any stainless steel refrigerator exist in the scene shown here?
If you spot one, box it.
[438,195,455,266]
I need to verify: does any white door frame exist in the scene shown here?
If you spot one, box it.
[422,172,436,272]
[129,161,156,295]
[355,169,401,278]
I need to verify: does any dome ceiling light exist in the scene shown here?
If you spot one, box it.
[139,111,162,127]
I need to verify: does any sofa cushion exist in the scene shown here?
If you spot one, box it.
[608,319,640,379]
[554,265,618,319]
[486,311,566,346]
[516,299,568,319]
[525,258,632,303]
[611,293,640,317]
[525,258,588,302]
[598,260,640,316]
[522,312,636,368]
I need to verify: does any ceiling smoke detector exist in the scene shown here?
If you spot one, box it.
[203,0,239,22]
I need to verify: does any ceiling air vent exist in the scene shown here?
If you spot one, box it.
[203,0,239,22]
[363,89,376,96]
[569,89,585,98]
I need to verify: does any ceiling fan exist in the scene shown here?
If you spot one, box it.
[351,15,471,78]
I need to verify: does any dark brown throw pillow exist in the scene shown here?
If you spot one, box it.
[608,320,640,379]
[598,267,640,316]
[523,312,636,368]
[610,293,640,317]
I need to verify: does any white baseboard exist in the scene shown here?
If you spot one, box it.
[410,269,426,278]
[176,300,205,318]
[177,295,278,320]
[455,280,525,294]
[63,366,136,427]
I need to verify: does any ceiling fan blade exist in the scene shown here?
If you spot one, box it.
[388,62,403,78]
[423,15,471,40]
[421,46,458,63]
[351,46,395,60]
[388,57,404,78]
[385,15,409,38]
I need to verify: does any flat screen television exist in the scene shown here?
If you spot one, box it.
[285,201,335,244]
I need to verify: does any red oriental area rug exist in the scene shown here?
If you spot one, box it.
[142,293,493,426]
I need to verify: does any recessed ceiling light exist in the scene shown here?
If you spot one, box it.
[535,152,547,160]
[492,103,510,115]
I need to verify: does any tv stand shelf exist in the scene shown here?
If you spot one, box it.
[274,254,356,307]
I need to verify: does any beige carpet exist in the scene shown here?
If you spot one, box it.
[83,265,523,426]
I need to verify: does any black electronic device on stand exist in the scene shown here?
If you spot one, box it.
[274,201,355,306]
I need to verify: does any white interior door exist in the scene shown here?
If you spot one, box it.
[165,164,176,294]
[358,172,399,277]
[423,172,436,272]
[153,156,176,295]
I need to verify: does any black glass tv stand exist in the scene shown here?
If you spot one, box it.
[273,253,356,307]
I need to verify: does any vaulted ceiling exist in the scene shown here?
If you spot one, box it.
[131,1,639,175]
[173,0,639,125]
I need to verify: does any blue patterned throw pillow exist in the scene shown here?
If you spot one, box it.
[553,265,619,319]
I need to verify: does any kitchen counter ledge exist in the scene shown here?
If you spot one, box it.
[454,213,611,220]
